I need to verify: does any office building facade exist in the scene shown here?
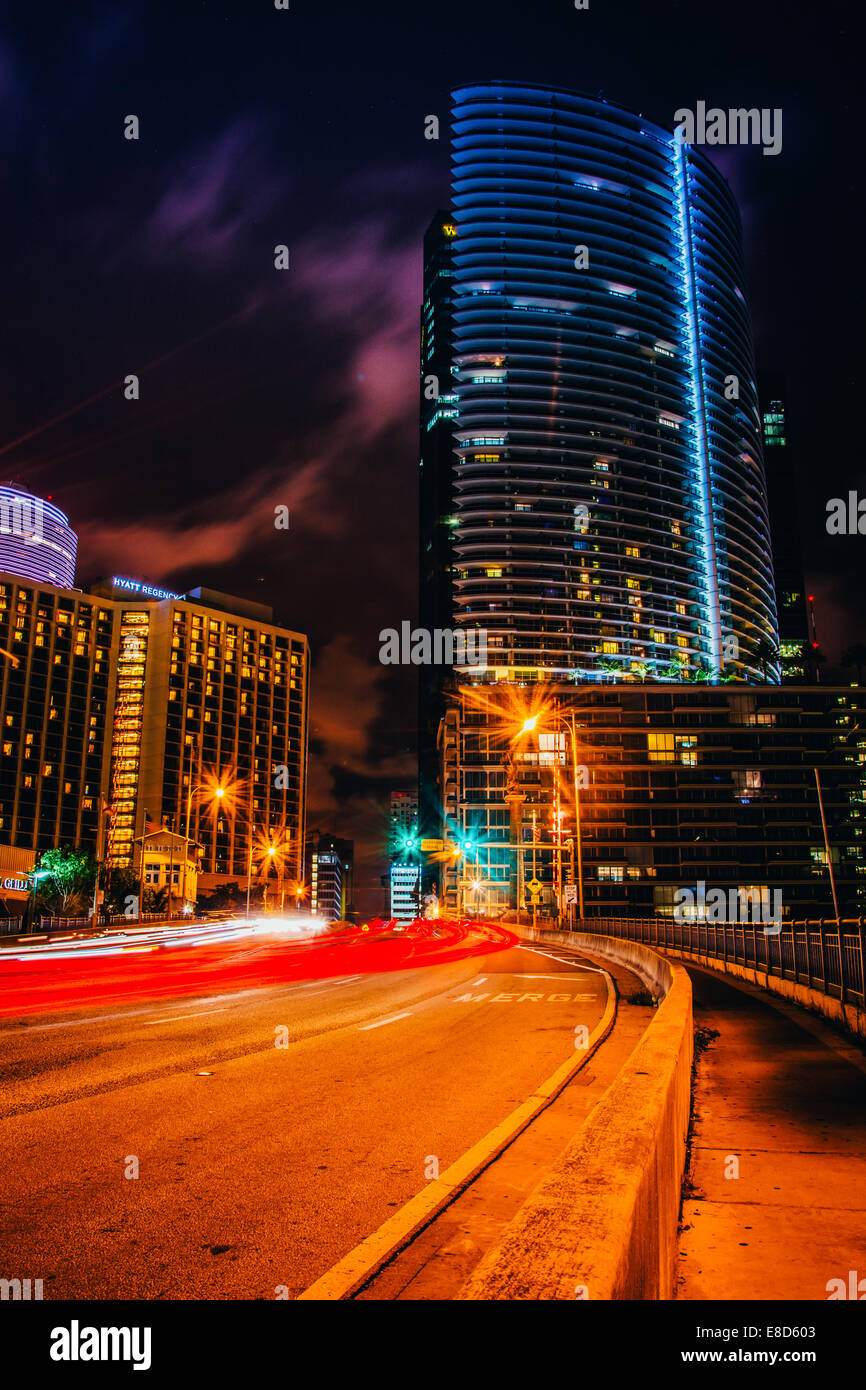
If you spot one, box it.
[437,681,866,921]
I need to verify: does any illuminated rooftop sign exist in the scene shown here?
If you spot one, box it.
[112,576,183,601]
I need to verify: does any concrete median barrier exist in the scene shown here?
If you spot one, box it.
[458,926,693,1300]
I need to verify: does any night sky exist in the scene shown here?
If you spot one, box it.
[0,0,861,912]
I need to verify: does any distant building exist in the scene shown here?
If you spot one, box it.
[0,483,77,589]
[389,861,420,924]
[308,833,354,922]
[388,789,419,921]
[389,790,418,847]
[760,378,811,681]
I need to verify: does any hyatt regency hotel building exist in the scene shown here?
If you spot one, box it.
[0,484,308,914]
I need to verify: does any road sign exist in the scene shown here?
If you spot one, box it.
[563,885,577,905]
[528,891,541,905]
[419,838,444,852]
[526,877,542,894]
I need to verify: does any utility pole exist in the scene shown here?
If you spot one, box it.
[569,709,585,922]
[814,767,840,921]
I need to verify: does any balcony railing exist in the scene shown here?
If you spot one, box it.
[575,916,866,1009]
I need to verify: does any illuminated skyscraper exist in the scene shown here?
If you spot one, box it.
[0,572,309,912]
[420,83,779,686]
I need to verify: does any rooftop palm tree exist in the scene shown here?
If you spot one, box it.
[841,643,866,685]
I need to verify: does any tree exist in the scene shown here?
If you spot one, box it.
[100,865,140,916]
[841,643,866,685]
[143,885,168,914]
[35,846,96,916]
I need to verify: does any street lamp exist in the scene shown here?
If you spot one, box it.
[28,866,52,934]
[180,777,232,914]
[514,701,585,924]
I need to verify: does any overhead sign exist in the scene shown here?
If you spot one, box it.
[420,838,444,852]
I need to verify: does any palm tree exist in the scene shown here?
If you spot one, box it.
[804,644,827,684]
[841,643,866,685]
[755,636,780,683]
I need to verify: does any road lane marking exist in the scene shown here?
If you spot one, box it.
[0,976,366,1033]
[143,1008,229,1025]
[357,1011,413,1031]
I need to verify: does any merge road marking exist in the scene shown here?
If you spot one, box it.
[453,991,597,1003]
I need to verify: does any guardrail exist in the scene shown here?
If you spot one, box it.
[575,916,866,1010]
[0,916,24,936]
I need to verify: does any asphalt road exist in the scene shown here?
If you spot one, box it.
[0,933,608,1299]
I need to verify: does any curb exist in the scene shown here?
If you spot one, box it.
[297,955,617,1301]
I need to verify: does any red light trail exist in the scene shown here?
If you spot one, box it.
[0,918,517,1020]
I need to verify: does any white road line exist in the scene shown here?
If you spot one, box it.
[470,977,488,986]
[357,1011,413,1031]
[143,1008,229,1026]
[1,975,367,1035]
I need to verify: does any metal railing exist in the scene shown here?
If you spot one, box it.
[0,912,170,937]
[574,916,866,1010]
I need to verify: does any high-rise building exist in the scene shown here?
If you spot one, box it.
[0,570,309,913]
[420,83,779,687]
[419,214,459,835]
[0,483,77,589]
[0,578,113,881]
[759,377,810,681]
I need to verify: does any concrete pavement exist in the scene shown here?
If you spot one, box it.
[678,964,866,1300]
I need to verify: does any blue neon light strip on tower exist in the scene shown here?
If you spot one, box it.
[672,138,723,676]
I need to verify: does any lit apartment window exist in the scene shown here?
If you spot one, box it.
[677,736,698,767]
[648,733,675,762]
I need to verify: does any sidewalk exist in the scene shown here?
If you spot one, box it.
[678,964,866,1300]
